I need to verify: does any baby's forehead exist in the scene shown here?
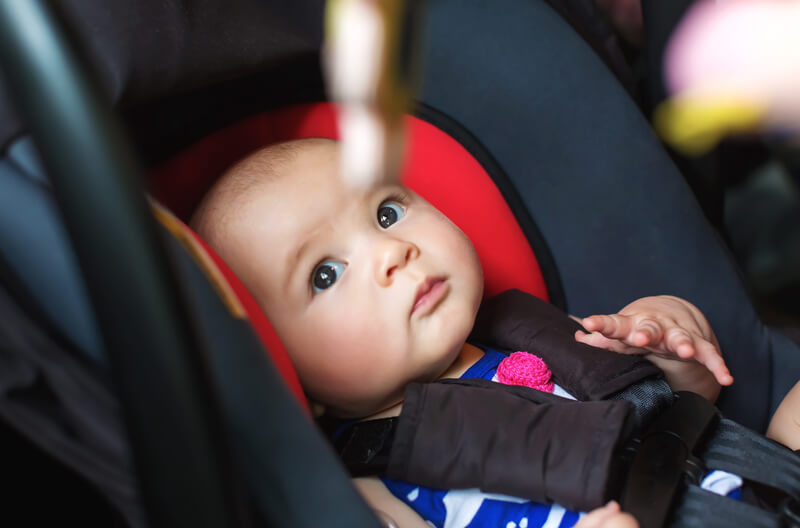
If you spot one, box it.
[230,139,415,232]
[227,142,331,202]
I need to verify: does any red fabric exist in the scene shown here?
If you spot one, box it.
[149,102,549,406]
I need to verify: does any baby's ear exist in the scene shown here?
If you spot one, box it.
[310,401,327,418]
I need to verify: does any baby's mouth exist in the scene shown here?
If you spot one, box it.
[412,277,448,316]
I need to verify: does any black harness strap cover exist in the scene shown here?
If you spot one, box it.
[470,290,664,401]
[385,378,635,511]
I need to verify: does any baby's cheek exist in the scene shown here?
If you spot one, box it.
[316,310,408,369]
[301,325,411,410]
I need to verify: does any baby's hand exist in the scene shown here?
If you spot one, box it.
[574,296,733,387]
[574,501,638,528]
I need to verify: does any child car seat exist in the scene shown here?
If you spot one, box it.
[2,0,800,526]
[147,100,558,406]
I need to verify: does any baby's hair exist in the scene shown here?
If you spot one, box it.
[190,137,334,244]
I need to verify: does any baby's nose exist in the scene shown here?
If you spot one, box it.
[373,238,420,286]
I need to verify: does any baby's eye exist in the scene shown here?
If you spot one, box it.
[377,201,405,229]
[311,261,347,293]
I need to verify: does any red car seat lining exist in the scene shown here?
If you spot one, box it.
[150,102,551,406]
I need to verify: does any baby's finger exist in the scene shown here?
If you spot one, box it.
[665,327,696,359]
[694,339,734,386]
[576,501,640,528]
[575,501,620,527]
[631,318,664,347]
[581,315,636,341]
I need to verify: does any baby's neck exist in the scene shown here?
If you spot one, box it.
[364,343,485,420]
[439,342,485,379]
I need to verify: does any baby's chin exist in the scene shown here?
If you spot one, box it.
[313,360,456,419]
[303,373,405,419]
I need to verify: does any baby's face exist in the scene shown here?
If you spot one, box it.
[221,141,483,417]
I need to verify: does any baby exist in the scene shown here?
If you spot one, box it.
[191,137,795,527]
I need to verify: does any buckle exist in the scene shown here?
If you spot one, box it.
[619,391,720,528]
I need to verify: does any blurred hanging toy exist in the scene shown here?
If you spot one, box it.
[324,0,425,188]
[655,0,800,155]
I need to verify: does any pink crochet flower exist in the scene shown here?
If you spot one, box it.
[496,351,554,393]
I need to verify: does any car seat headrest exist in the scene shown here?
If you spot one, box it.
[149,102,550,406]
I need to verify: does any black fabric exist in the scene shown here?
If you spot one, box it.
[0,415,129,527]
[0,274,143,527]
[0,0,326,152]
[126,57,326,166]
[611,377,674,432]
[470,290,664,402]
[639,0,694,112]
[333,418,397,477]
[542,0,639,100]
[0,138,104,364]
[386,378,634,511]
[413,104,568,311]
[417,0,800,431]
[671,485,782,528]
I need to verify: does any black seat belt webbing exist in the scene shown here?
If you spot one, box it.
[611,377,673,432]
[670,484,781,528]
[702,418,800,499]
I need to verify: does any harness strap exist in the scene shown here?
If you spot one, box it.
[702,418,800,499]
[611,377,673,432]
[619,402,800,528]
[471,290,664,401]
[671,485,782,528]
[361,378,635,511]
